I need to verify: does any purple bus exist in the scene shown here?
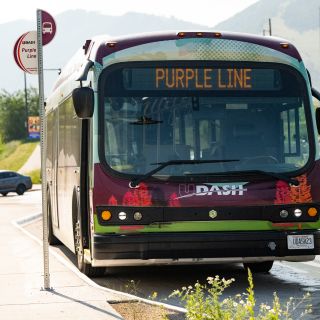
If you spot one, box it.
[45,31,320,276]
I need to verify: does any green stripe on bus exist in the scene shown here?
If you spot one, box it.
[94,215,320,234]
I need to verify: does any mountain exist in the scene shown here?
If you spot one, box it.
[215,0,320,88]
[2,1,320,94]
[1,11,205,94]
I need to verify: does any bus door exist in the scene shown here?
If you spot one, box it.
[51,109,59,228]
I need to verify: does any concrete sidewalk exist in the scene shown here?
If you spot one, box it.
[0,196,123,319]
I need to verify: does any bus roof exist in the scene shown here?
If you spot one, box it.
[50,31,302,96]
[89,31,302,64]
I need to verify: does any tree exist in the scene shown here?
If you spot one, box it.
[0,88,39,142]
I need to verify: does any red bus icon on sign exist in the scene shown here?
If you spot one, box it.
[42,22,53,35]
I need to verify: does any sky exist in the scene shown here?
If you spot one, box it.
[0,0,258,27]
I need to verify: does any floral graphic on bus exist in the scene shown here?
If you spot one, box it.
[122,183,152,206]
[168,192,181,207]
[274,174,312,204]
[108,195,118,205]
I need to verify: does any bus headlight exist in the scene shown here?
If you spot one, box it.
[280,210,289,218]
[133,211,143,221]
[294,208,302,218]
[118,211,127,220]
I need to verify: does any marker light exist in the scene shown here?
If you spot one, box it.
[177,32,185,38]
[106,42,117,48]
[133,211,143,221]
[280,42,289,49]
[101,210,112,221]
[308,207,318,217]
[118,211,127,220]
[294,208,302,218]
[214,32,222,38]
[280,210,289,218]
[196,32,203,37]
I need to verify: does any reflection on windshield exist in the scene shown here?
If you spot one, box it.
[103,96,309,176]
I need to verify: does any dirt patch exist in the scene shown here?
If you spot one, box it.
[110,301,185,320]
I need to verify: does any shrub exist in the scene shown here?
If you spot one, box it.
[170,269,312,320]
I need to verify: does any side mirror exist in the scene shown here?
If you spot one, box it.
[72,87,94,119]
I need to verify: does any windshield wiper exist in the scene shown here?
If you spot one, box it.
[186,169,299,186]
[129,159,239,188]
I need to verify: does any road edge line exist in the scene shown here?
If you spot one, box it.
[12,213,187,314]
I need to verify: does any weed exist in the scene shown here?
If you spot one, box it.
[170,269,312,320]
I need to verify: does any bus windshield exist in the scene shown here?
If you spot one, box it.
[101,64,310,178]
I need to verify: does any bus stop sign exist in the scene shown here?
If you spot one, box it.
[41,10,56,45]
[13,31,38,74]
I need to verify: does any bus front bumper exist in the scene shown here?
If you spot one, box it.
[91,230,320,266]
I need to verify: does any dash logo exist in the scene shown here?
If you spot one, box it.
[178,182,248,199]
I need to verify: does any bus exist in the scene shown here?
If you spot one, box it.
[46,31,320,277]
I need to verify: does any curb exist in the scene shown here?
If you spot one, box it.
[15,212,42,226]
[12,213,187,315]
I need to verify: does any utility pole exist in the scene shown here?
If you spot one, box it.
[24,72,29,138]
[262,18,272,36]
[269,18,272,36]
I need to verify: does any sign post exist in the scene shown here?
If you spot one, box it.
[13,9,56,291]
[36,9,56,291]
[36,9,50,290]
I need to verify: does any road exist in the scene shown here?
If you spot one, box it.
[3,190,320,318]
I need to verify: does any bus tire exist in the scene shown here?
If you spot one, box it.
[74,202,105,278]
[243,261,274,273]
[47,193,61,245]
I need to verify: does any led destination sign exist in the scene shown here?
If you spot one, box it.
[123,67,281,91]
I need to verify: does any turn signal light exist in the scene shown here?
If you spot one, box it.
[308,207,318,217]
[101,210,112,221]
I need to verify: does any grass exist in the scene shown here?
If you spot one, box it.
[0,140,38,171]
[111,301,184,320]
[0,140,21,162]
[26,169,41,184]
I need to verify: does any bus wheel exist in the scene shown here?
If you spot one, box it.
[243,261,274,273]
[74,218,105,277]
[47,200,61,245]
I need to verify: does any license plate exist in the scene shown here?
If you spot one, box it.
[287,235,314,250]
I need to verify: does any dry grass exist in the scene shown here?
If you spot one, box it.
[0,140,38,171]
[111,301,185,320]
